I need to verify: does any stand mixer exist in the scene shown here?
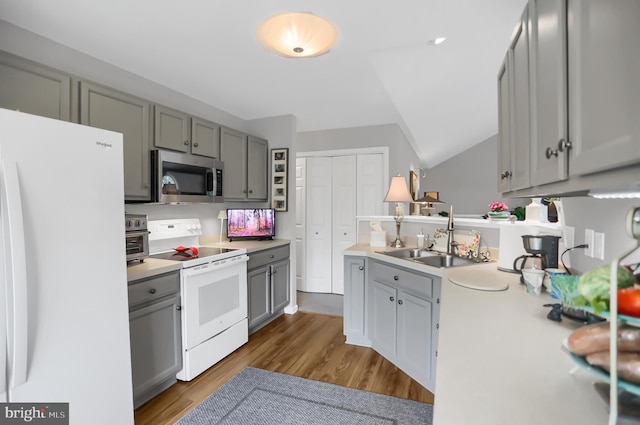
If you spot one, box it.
[513,235,561,282]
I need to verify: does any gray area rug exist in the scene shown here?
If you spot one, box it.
[175,367,432,424]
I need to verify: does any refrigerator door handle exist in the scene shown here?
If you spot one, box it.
[1,160,29,390]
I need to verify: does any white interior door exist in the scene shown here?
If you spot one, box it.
[331,155,356,294]
[305,157,332,293]
[295,158,306,291]
[356,154,384,215]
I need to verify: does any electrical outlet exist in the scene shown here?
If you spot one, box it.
[563,226,575,249]
[594,232,605,260]
[585,229,595,257]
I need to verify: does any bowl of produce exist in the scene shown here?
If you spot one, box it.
[573,264,637,314]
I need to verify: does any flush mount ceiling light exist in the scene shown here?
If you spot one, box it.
[256,12,339,58]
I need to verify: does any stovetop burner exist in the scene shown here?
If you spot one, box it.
[149,247,239,262]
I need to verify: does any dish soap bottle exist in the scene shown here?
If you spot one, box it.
[417,229,425,250]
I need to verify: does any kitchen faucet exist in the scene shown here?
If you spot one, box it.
[446,205,458,255]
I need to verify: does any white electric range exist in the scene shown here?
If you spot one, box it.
[148,218,249,381]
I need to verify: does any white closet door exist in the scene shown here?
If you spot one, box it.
[357,154,384,216]
[305,157,333,293]
[331,155,357,295]
[295,158,306,291]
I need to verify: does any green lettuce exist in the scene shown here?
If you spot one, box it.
[575,265,636,313]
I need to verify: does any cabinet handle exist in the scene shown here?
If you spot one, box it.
[344,232,347,236]
[249,189,253,193]
[393,275,399,281]
[270,255,275,258]
[243,189,247,193]
[176,306,181,311]
[398,299,403,305]
[558,138,572,152]
[358,266,364,271]
[545,147,558,159]
[184,140,190,145]
[389,296,395,302]
[436,323,439,329]
[500,171,512,180]
[148,288,156,294]
[437,298,440,304]
[193,142,199,147]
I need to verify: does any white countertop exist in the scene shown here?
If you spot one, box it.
[126,258,183,282]
[344,244,635,425]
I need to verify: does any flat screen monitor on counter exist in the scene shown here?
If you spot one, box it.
[227,208,275,241]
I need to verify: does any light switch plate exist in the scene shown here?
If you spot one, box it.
[594,232,605,260]
[585,229,595,257]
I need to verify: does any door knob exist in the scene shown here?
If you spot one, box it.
[398,299,404,305]
[389,296,395,302]
[545,147,558,159]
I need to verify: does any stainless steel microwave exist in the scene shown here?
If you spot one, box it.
[151,150,223,204]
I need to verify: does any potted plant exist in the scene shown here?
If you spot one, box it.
[488,202,510,220]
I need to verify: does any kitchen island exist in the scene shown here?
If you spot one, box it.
[344,244,637,425]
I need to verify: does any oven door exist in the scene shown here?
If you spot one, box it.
[181,255,249,350]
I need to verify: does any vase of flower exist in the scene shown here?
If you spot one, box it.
[488,202,510,220]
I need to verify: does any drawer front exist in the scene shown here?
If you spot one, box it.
[372,261,433,299]
[247,245,289,270]
[129,271,180,308]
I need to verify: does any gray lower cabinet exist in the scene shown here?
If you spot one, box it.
[220,127,268,201]
[0,51,71,121]
[128,271,182,409]
[247,245,290,332]
[343,256,369,346]
[79,81,152,201]
[367,260,441,392]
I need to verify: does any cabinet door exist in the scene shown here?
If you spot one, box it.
[370,281,397,360]
[529,0,569,186]
[248,266,270,328]
[191,117,220,158]
[397,290,433,387]
[305,157,333,293]
[356,154,384,216]
[247,135,268,200]
[0,52,71,121]
[343,257,366,341]
[220,126,247,199]
[497,54,512,193]
[507,7,531,191]
[80,82,151,201]
[129,296,181,408]
[271,259,290,312]
[331,155,357,295]
[568,0,640,176]
[154,105,190,153]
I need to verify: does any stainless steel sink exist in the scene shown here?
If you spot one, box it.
[378,249,477,268]
[378,249,440,259]
[413,254,476,268]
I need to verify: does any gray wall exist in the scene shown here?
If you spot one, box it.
[423,134,527,215]
[297,123,421,215]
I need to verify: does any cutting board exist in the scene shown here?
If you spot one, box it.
[448,268,510,291]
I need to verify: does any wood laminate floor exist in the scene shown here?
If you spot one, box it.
[134,312,434,425]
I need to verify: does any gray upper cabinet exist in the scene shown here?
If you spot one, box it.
[0,51,71,121]
[567,0,640,177]
[80,82,152,201]
[247,135,268,200]
[499,0,640,196]
[191,117,220,158]
[220,127,268,201]
[529,0,568,186]
[154,105,190,153]
[506,7,531,192]
[154,105,220,158]
[497,55,512,193]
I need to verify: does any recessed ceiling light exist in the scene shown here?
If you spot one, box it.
[256,12,339,58]
[428,37,447,46]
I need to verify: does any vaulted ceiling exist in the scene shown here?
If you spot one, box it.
[0,0,527,167]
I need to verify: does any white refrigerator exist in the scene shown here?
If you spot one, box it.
[0,109,134,424]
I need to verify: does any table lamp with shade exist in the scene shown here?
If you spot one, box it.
[384,175,415,248]
[414,193,444,216]
[218,210,227,244]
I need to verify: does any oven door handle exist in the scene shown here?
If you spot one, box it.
[182,255,249,277]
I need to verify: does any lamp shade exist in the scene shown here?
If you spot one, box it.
[256,12,339,58]
[384,176,414,203]
[414,195,444,204]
